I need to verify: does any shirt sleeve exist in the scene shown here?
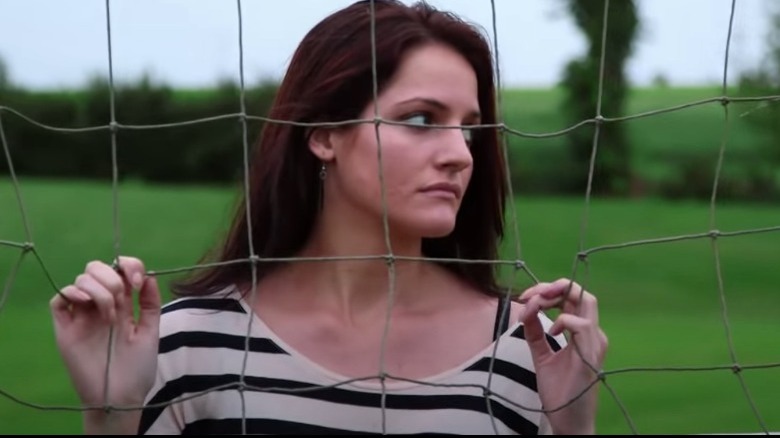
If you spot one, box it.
[137,351,186,435]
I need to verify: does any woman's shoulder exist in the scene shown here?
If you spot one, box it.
[159,284,249,335]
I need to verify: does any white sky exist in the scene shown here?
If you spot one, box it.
[0,0,774,90]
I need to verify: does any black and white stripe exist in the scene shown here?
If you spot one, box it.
[138,291,565,435]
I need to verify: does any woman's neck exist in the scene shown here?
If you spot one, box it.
[268,206,455,324]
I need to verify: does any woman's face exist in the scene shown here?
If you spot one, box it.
[321,42,479,240]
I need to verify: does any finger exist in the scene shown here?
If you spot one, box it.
[549,313,607,366]
[50,285,92,325]
[517,282,551,303]
[137,276,161,333]
[542,278,581,304]
[518,280,577,311]
[85,261,126,296]
[55,285,91,305]
[576,290,599,325]
[74,273,116,323]
[518,293,567,321]
[521,295,554,364]
[549,313,591,337]
[550,280,599,325]
[117,256,147,291]
[537,279,598,323]
[86,260,138,321]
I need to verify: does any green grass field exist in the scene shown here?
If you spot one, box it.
[8,84,776,200]
[1,178,778,434]
[499,86,776,197]
[45,83,776,168]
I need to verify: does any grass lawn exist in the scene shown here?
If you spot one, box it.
[1,178,778,434]
[5,85,776,201]
[499,86,775,196]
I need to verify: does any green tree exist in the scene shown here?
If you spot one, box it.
[735,3,780,200]
[738,3,780,161]
[560,0,639,195]
[0,56,8,89]
[0,55,11,97]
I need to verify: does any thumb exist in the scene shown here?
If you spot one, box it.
[51,293,74,331]
[522,297,553,364]
[137,276,161,334]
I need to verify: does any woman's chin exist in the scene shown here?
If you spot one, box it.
[396,215,458,239]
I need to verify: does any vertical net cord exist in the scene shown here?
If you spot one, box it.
[102,0,119,414]
[0,112,33,317]
[0,119,32,243]
[710,0,768,432]
[572,0,637,433]
[0,234,26,317]
[488,0,530,270]
[234,0,257,435]
[483,1,530,435]
[368,1,397,434]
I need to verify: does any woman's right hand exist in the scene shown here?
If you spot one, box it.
[50,256,161,413]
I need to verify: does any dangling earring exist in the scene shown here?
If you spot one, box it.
[318,163,327,211]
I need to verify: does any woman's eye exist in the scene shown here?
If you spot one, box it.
[462,127,473,144]
[404,113,432,127]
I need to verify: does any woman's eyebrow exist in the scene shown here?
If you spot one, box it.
[395,97,481,120]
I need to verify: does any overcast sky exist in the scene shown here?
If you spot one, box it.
[0,0,775,90]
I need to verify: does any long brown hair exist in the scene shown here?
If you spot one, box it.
[173,0,507,297]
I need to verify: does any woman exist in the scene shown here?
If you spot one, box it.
[51,0,607,434]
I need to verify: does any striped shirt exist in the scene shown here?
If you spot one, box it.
[139,286,566,435]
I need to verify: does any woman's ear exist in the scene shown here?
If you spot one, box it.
[307,127,336,162]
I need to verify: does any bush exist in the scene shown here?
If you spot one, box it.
[0,76,278,185]
[658,150,780,202]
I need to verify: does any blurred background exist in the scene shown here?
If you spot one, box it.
[0,0,778,434]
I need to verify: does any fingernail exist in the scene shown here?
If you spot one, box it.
[76,290,91,301]
[132,273,143,290]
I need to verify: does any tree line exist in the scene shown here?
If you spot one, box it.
[0,0,778,201]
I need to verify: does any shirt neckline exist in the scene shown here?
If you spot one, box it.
[228,285,523,392]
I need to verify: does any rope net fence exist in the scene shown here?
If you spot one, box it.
[0,0,778,434]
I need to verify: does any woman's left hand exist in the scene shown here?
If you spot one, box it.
[518,278,608,435]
